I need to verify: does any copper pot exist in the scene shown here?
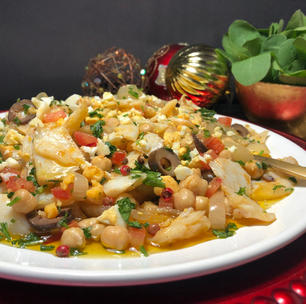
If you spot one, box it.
[236,81,306,140]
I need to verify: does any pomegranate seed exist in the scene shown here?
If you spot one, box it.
[103,196,115,206]
[120,165,130,176]
[56,245,70,257]
[161,187,174,201]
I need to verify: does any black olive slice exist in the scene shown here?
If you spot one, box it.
[8,99,36,124]
[26,208,74,232]
[192,133,208,153]
[231,123,249,137]
[148,148,180,177]
[201,169,215,183]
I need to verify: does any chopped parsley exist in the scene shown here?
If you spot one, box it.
[262,162,269,170]
[131,161,165,188]
[81,226,92,239]
[0,222,11,241]
[7,192,15,199]
[13,117,21,126]
[272,185,286,192]
[196,108,217,122]
[58,211,69,229]
[23,104,30,113]
[235,160,245,166]
[7,196,21,206]
[128,87,139,99]
[288,176,297,183]
[1,118,7,126]
[285,188,294,192]
[40,245,55,251]
[88,110,103,118]
[90,120,105,138]
[114,166,121,174]
[258,150,264,156]
[181,146,191,161]
[139,245,148,257]
[13,145,20,150]
[105,142,116,157]
[116,197,142,228]
[212,223,238,238]
[99,177,107,185]
[235,187,247,196]
[203,129,211,138]
[255,162,262,169]
[10,219,15,223]
[0,134,5,144]
[136,132,145,145]
[27,176,39,187]
[69,248,87,256]
[12,232,42,248]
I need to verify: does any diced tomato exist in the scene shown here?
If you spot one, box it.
[217,117,232,127]
[199,150,218,170]
[74,131,98,147]
[203,137,225,154]
[111,151,126,165]
[61,220,80,232]
[6,176,36,192]
[43,110,67,123]
[205,177,222,198]
[43,232,62,244]
[129,226,146,249]
[159,197,174,209]
[51,184,74,200]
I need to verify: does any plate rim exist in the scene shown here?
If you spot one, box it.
[0,111,305,286]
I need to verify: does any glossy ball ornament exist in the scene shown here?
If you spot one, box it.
[81,47,149,96]
[146,43,188,100]
[166,44,230,107]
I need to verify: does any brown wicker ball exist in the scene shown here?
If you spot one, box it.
[81,47,149,96]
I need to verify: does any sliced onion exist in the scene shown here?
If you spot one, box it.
[73,173,89,201]
[81,204,110,217]
[209,189,226,229]
[247,142,270,155]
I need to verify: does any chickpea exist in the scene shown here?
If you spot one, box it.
[90,223,106,241]
[139,123,153,134]
[218,149,234,160]
[91,155,112,172]
[78,218,99,228]
[60,227,86,249]
[100,226,129,250]
[244,160,264,179]
[179,175,208,196]
[173,188,195,211]
[11,189,37,214]
[191,168,201,177]
[195,196,209,212]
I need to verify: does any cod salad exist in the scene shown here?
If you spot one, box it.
[0,85,298,257]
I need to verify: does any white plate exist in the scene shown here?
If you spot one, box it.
[0,113,306,286]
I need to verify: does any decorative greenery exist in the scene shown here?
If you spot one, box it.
[217,9,306,86]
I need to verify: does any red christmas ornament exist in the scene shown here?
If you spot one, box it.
[146,43,188,100]
[146,44,230,107]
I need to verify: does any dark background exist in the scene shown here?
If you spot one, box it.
[0,0,305,111]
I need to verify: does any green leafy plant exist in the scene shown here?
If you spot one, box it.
[217,9,306,86]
